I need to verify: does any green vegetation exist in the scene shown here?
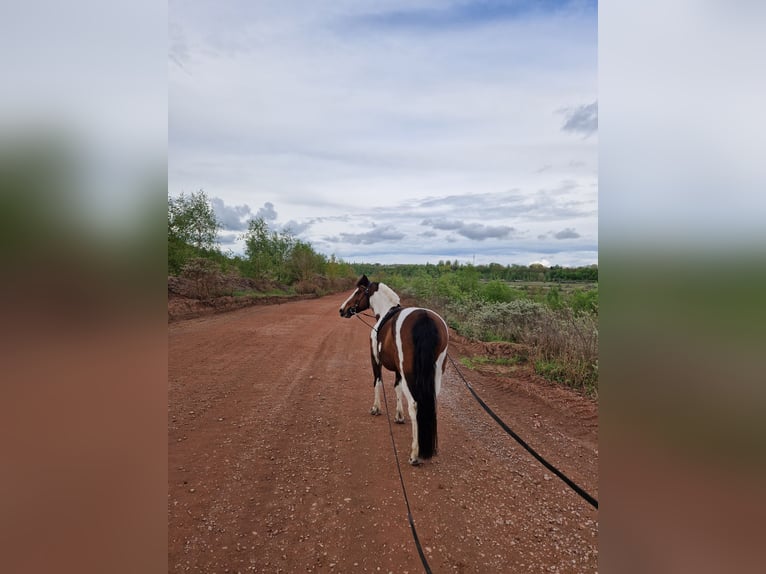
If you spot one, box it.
[459,356,523,369]
[231,288,294,298]
[167,191,598,395]
[167,190,356,296]
[353,260,597,283]
[353,263,598,397]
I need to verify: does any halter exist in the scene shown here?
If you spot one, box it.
[347,284,372,317]
[348,285,370,315]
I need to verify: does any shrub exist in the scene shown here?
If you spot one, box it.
[480,279,524,303]
[569,287,599,315]
[180,257,224,299]
[445,297,598,394]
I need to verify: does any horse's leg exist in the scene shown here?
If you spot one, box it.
[370,360,383,416]
[394,372,405,423]
[400,375,420,465]
[408,399,420,465]
[435,347,448,397]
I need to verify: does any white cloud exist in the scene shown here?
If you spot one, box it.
[169,1,597,266]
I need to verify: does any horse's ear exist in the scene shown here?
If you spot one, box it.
[357,274,370,287]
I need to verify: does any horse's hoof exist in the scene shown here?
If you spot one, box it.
[409,457,421,466]
[394,417,405,424]
[370,407,381,416]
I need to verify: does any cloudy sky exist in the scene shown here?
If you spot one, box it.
[169,0,597,266]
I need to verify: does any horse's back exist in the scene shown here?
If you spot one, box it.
[396,308,449,368]
[374,307,448,372]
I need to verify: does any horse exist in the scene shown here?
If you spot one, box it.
[339,275,449,465]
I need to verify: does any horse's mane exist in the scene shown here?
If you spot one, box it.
[376,282,401,307]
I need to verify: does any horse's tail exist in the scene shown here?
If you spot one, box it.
[411,312,439,459]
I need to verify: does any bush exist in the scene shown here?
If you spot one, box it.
[180,257,224,299]
[480,279,524,303]
[445,297,598,394]
[569,287,598,315]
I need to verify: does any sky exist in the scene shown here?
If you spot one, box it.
[169,0,597,267]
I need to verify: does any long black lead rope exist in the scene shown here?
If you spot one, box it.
[356,314,598,508]
[446,353,599,510]
[354,311,432,572]
[354,312,378,330]
[379,379,433,574]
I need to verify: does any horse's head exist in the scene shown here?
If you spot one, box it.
[339,274,375,318]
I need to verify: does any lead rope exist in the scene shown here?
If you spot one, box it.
[353,312,378,331]
[353,310,432,572]
[446,353,598,510]
[380,374,433,574]
[353,312,598,510]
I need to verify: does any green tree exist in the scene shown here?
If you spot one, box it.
[168,190,220,250]
[241,217,297,282]
[168,190,221,274]
[288,240,327,282]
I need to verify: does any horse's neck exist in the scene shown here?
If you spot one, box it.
[370,283,400,316]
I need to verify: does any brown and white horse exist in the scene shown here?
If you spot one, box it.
[339,275,449,465]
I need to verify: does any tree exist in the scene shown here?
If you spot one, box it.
[241,217,297,282]
[168,190,220,251]
[288,240,326,282]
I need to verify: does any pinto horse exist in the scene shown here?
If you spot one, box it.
[339,275,449,465]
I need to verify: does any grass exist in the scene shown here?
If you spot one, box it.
[535,358,599,398]
[232,288,295,298]
[459,353,597,398]
[459,355,523,369]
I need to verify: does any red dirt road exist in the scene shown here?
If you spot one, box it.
[169,295,598,573]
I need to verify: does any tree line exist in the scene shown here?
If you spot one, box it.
[168,190,597,296]
[352,260,597,284]
[168,190,356,293]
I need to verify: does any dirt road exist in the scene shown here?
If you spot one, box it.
[169,295,598,573]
